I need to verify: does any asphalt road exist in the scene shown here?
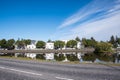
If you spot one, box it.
[0,58,120,80]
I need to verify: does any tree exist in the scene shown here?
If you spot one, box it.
[117,38,120,45]
[109,35,115,44]
[109,35,118,48]
[82,38,87,47]
[82,38,97,48]
[116,36,120,45]
[91,37,95,42]
[75,36,80,42]
[47,39,52,42]
[7,39,15,50]
[24,39,31,46]
[94,42,113,54]
[54,40,65,49]
[16,39,25,49]
[66,40,77,48]
[0,39,7,49]
[36,41,45,49]
[15,39,31,49]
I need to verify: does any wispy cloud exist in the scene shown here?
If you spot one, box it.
[52,0,120,41]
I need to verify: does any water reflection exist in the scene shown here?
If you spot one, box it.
[0,52,120,63]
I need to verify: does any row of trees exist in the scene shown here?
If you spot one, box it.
[0,35,120,52]
[0,39,15,50]
[36,40,78,49]
[0,39,31,50]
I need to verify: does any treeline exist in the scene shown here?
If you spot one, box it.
[0,39,31,50]
[0,35,120,53]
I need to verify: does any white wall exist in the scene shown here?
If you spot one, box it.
[77,42,81,49]
[45,43,54,49]
[27,44,36,50]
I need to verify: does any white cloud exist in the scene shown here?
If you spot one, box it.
[52,0,120,41]
[58,0,115,29]
[71,12,120,40]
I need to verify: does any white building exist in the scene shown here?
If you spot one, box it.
[77,42,83,49]
[61,40,69,49]
[45,42,54,60]
[25,40,37,59]
[45,42,54,49]
[26,44,36,50]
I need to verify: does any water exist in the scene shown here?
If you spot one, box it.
[0,52,120,63]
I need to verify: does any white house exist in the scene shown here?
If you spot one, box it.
[25,40,37,59]
[45,42,54,60]
[26,44,36,50]
[61,40,68,49]
[77,41,84,49]
[45,42,54,49]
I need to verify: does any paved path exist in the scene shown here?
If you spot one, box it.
[0,48,94,53]
[0,58,120,80]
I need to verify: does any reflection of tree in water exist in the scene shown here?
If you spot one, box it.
[97,54,114,62]
[113,53,120,63]
[82,53,96,62]
[66,54,79,61]
[82,53,116,63]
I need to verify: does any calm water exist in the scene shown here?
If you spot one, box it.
[1,52,120,63]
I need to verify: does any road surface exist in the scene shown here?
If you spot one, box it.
[0,57,120,80]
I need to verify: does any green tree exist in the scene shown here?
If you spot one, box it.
[75,36,80,42]
[94,42,113,54]
[16,39,25,49]
[15,39,31,49]
[91,37,95,41]
[109,35,118,48]
[116,36,120,45]
[7,39,15,50]
[47,39,52,42]
[109,35,115,44]
[117,38,120,45]
[36,41,45,49]
[0,39,7,49]
[54,40,65,49]
[66,40,77,48]
[82,38,97,48]
[24,39,31,46]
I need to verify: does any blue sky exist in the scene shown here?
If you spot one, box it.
[0,0,120,41]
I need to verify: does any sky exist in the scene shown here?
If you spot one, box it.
[0,0,120,41]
